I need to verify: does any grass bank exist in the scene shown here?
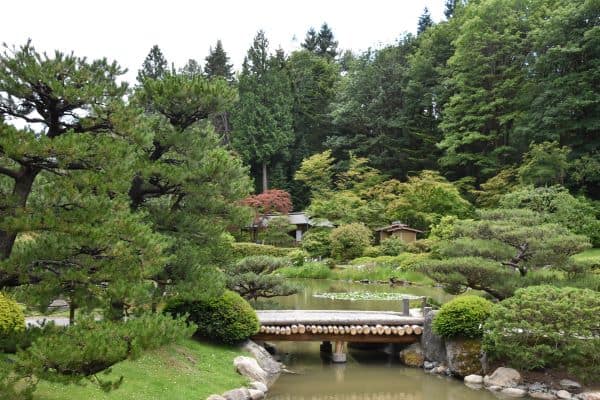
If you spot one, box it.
[277,253,434,285]
[34,339,248,400]
[573,248,600,264]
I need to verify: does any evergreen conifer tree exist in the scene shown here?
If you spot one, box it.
[204,40,234,82]
[137,45,168,83]
[417,7,434,34]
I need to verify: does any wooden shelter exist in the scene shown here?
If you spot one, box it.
[375,221,422,244]
[246,212,333,243]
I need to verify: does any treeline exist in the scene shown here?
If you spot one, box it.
[137,0,598,207]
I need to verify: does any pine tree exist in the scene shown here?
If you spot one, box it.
[180,58,203,77]
[417,7,434,34]
[137,45,168,83]
[0,42,167,319]
[204,40,234,82]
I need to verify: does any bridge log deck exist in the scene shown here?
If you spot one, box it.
[256,310,424,326]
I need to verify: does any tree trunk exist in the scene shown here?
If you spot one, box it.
[0,168,38,261]
[261,162,268,193]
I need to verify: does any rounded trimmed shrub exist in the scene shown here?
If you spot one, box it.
[301,228,332,258]
[380,237,407,256]
[164,290,259,344]
[330,223,372,261]
[483,285,600,383]
[433,295,493,338]
[0,292,25,339]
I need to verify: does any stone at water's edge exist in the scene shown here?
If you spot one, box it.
[421,310,446,364]
[241,340,282,386]
[529,392,557,400]
[483,367,522,388]
[222,388,251,400]
[559,379,581,392]
[445,338,483,377]
[249,381,268,393]
[580,393,600,400]
[234,356,269,386]
[464,374,484,384]
[248,389,265,400]
[556,390,572,399]
[399,342,425,368]
[501,388,527,397]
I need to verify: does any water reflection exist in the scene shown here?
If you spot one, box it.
[268,343,496,400]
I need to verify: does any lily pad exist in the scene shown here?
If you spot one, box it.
[313,291,422,301]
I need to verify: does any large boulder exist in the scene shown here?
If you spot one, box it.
[529,392,556,400]
[501,388,527,397]
[556,390,572,399]
[483,367,521,388]
[445,338,483,377]
[559,380,581,392]
[464,374,483,384]
[399,342,425,368]
[580,393,600,400]
[222,388,250,400]
[421,310,447,364]
[234,356,268,385]
[241,341,282,386]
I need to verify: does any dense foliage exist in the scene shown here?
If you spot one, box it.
[483,286,600,382]
[0,293,24,338]
[164,291,259,344]
[330,223,372,261]
[433,295,493,338]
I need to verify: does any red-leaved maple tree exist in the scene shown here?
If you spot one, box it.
[241,189,293,215]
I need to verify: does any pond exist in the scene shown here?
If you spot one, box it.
[260,279,496,400]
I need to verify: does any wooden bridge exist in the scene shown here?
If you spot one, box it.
[252,309,426,363]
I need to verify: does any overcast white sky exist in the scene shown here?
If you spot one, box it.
[1,0,446,83]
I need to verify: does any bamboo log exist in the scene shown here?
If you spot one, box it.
[384,326,391,335]
[333,326,339,334]
[350,326,357,335]
[397,327,405,336]
[376,325,384,335]
[370,326,378,335]
[260,326,266,333]
[391,326,398,335]
[412,325,423,335]
[317,325,323,334]
[344,326,351,334]
[298,324,306,334]
[291,325,298,334]
[363,325,370,335]
[404,325,413,335]
[285,326,292,335]
[329,326,335,334]
[275,327,281,335]
[356,325,363,334]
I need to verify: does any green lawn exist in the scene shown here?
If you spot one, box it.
[34,339,248,400]
[573,248,600,263]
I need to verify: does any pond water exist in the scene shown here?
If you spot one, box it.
[261,279,496,400]
[255,278,454,312]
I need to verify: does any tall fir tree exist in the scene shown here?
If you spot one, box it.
[180,58,203,77]
[231,31,294,193]
[204,40,234,82]
[316,23,339,59]
[417,7,434,34]
[301,27,319,52]
[137,44,168,83]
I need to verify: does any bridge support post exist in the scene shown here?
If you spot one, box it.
[332,341,347,363]
[320,341,332,353]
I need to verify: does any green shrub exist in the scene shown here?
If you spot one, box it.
[301,228,331,258]
[433,295,493,338]
[287,249,307,266]
[16,314,194,383]
[380,237,407,256]
[231,242,295,259]
[483,286,600,383]
[330,223,372,261]
[226,256,297,301]
[0,293,25,340]
[362,245,383,257]
[164,290,259,344]
[277,262,333,279]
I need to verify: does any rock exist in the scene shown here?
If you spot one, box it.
[501,388,527,397]
[579,392,600,400]
[248,389,265,400]
[556,390,572,399]
[487,385,502,392]
[233,356,268,385]
[529,382,549,392]
[423,361,436,370]
[483,367,522,388]
[529,392,556,400]
[249,381,268,393]
[421,310,447,364]
[222,388,250,400]
[464,374,484,384]
[207,395,226,400]
[445,338,483,377]
[560,380,582,392]
[399,342,425,368]
[241,340,282,376]
[432,365,448,375]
